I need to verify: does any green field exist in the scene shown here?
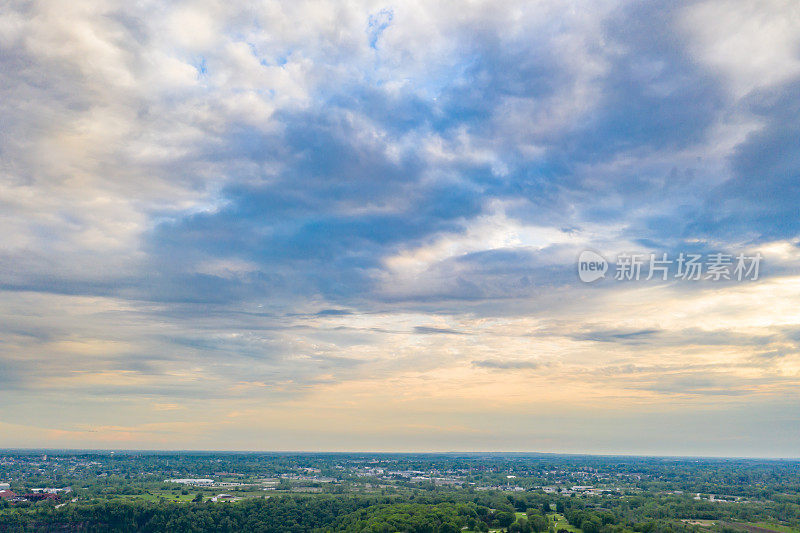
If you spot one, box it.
[551,513,583,533]
[708,522,800,533]
[752,523,800,533]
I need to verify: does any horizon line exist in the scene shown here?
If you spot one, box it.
[1,448,798,461]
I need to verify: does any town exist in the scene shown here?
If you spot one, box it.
[0,451,797,532]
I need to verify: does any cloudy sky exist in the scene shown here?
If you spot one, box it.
[1,0,799,456]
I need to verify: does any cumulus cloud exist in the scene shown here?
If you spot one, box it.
[0,0,799,453]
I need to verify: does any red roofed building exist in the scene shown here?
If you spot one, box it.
[24,492,60,501]
[0,490,16,499]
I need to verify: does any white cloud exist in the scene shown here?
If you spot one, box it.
[681,0,800,98]
[1,0,799,452]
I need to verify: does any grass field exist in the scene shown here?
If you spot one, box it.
[687,521,800,533]
[551,513,583,533]
[752,523,800,533]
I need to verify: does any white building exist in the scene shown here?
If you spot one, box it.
[165,478,215,486]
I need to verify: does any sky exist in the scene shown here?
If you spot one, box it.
[1,0,799,456]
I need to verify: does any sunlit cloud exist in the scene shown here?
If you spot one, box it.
[0,0,799,455]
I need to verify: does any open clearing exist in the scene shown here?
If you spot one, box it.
[718,522,800,533]
[682,521,800,533]
[551,513,583,533]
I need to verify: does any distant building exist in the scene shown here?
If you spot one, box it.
[0,490,16,500]
[165,478,215,486]
[0,483,9,490]
[24,492,60,501]
[31,487,72,494]
[210,494,241,502]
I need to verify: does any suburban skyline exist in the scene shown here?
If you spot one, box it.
[1,0,799,456]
